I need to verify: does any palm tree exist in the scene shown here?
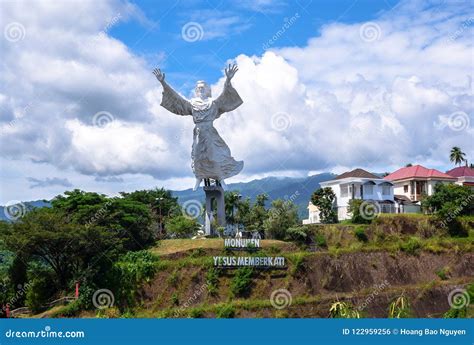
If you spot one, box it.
[224,191,241,229]
[450,147,466,166]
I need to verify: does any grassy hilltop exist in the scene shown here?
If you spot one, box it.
[36,215,474,319]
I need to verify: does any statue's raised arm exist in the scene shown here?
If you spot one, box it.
[214,64,243,116]
[153,68,192,116]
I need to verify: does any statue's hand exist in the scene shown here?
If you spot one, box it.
[225,64,238,82]
[153,68,165,82]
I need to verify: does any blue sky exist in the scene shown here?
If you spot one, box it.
[0,0,472,203]
[111,0,400,89]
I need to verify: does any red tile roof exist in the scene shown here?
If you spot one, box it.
[384,165,456,181]
[446,166,474,178]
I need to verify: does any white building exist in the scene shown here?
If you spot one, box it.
[303,168,396,223]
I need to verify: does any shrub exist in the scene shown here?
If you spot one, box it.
[25,275,55,313]
[108,250,158,308]
[216,304,235,318]
[263,200,299,239]
[348,199,376,224]
[230,267,253,297]
[51,300,82,317]
[285,226,310,244]
[354,226,369,242]
[400,237,422,255]
[291,254,305,275]
[314,233,327,248]
[166,215,200,238]
[205,268,219,296]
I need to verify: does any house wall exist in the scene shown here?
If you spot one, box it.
[393,183,408,198]
[328,181,394,208]
[302,203,321,224]
[393,179,453,200]
[337,206,350,220]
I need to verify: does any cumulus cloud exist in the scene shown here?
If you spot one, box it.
[0,0,472,202]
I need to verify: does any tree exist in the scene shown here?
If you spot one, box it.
[263,199,299,240]
[247,194,268,234]
[1,208,121,289]
[52,189,159,250]
[311,187,338,223]
[348,199,373,224]
[120,188,181,236]
[405,163,413,167]
[225,191,241,228]
[450,147,466,166]
[235,197,251,229]
[422,184,473,236]
[166,216,200,238]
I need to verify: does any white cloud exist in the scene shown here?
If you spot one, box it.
[0,0,473,203]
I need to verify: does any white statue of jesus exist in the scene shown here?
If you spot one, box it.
[153,64,244,191]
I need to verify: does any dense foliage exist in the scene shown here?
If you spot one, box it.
[311,187,338,223]
[0,188,179,316]
[422,184,473,236]
[263,200,299,240]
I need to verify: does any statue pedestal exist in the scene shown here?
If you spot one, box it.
[203,185,226,236]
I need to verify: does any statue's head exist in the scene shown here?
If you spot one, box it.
[195,80,211,99]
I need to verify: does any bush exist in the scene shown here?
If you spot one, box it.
[230,267,253,297]
[291,254,305,275]
[108,250,158,308]
[399,237,422,255]
[285,226,309,244]
[51,300,82,317]
[166,215,200,238]
[25,275,55,313]
[354,226,369,242]
[216,304,235,318]
[348,199,375,224]
[314,233,327,248]
[205,268,219,296]
[263,200,299,240]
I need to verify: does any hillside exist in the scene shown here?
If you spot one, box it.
[42,214,473,319]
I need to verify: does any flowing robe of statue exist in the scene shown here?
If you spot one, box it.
[160,80,244,182]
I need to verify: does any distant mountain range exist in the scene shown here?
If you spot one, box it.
[0,173,337,221]
[172,173,336,218]
[0,200,51,222]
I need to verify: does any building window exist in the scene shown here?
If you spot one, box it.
[340,184,349,197]
[403,185,408,193]
[382,185,391,196]
[364,184,373,195]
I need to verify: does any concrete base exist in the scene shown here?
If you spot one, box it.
[203,185,226,236]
